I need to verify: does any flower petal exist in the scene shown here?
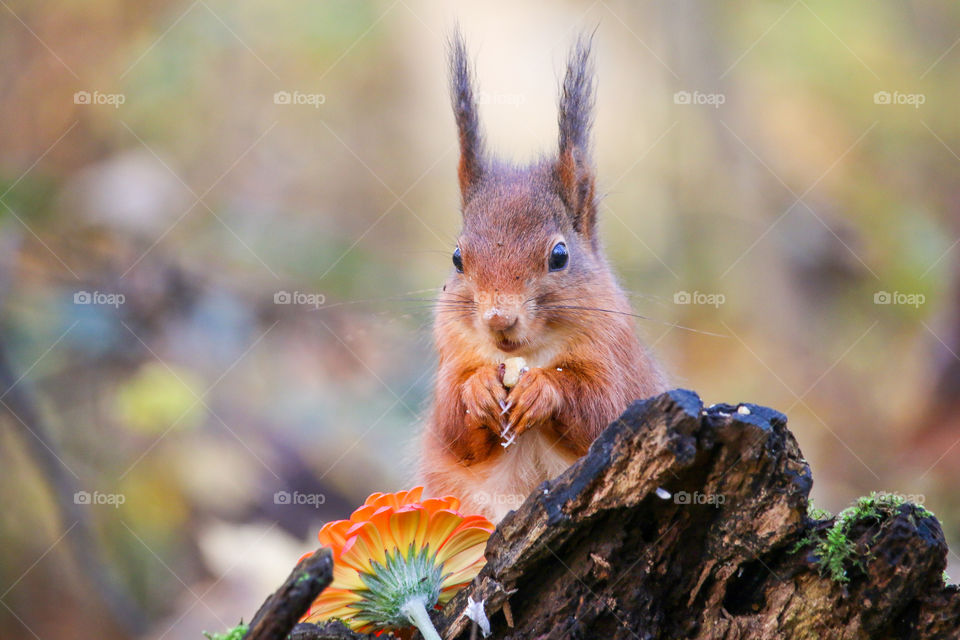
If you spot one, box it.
[302,487,491,632]
[424,509,465,552]
[310,587,363,609]
[404,486,424,504]
[437,526,492,562]
[388,506,424,555]
[440,552,486,589]
[302,587,363,624]
[330,561,366,591]
[420,497,459,517]
[349,504,379,523]
[368,506,398,551]
[318,519,353,553]
[338,521,387,573]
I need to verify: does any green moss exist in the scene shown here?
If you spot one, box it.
[788,501,833,554]
[791,492,934,584]
[818,521,858,583]
[203,622,248,640]
[807,500,832,521]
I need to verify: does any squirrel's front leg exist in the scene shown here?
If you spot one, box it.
[505,366,606,453]
[504,367,564,438]
[429,362,508,467]
[461,365,509,434]
[431,364,508,465]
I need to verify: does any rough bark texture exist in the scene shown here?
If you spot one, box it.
[255,390,960,639]
[244,548,334,640]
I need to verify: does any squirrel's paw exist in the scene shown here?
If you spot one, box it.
[505,367,563,437]
[461,365,509,434]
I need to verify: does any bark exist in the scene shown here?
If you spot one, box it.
[245,548,334,640]
[254,390,960,639]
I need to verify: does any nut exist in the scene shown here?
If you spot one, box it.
[501,357,528,388]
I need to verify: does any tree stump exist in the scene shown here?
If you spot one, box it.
[260,390,960,639]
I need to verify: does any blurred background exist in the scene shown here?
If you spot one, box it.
[1,0,958,637]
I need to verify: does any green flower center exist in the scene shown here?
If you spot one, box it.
[351,543,446,630]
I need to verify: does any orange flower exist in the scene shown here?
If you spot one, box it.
[302,487,494,638]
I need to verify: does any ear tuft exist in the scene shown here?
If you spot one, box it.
[558,34,595,161]
[556,33,597,239]
[449,27,484,203]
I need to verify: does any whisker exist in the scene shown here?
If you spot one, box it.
[307,288,450,311]
[538,305,727,338]
[538,305,649,320]
[441,291,475,302]
[536,295,625,307]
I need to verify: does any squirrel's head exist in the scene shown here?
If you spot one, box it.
[440,30,613,358]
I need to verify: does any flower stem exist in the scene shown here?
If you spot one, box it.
[399,595,442,640]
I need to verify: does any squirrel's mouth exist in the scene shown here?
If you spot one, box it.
[495,335,525,353]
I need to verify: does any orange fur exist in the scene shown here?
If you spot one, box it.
[422,33,668,521]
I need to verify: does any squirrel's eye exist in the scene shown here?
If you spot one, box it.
[548,242,568,271]
[453,246,464,273]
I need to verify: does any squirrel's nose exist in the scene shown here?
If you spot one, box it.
[484,308,517,332]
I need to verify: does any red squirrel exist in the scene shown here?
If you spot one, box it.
[420,32,669,522]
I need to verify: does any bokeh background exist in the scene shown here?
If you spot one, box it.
[2,1,959,637]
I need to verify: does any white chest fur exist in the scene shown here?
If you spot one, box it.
[473,428,578,522]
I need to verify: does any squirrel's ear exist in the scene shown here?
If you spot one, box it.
[555,34,597,240]
[449,28,484,203]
